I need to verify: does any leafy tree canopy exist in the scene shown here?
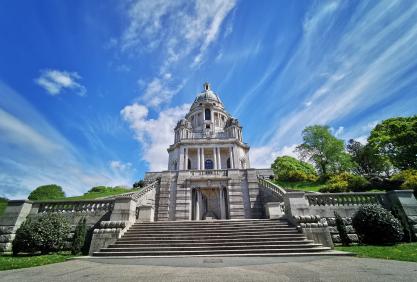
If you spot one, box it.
[28,184,65,200]
[296,125,352,177]
[271,156,318,182]
[368,116,417,170]
[133,180,145,189]
[347,139,392,177]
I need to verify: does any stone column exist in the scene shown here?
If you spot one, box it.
[219,188,226,219]
[201,147,205,170]
[229,147,234,169]
[196,190,201,220]
[217,147,221,169]
[213,147,217,169]
[184,147,188,170]
[197,148,201,170]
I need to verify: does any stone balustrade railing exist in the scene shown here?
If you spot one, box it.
[257,177,287,200]
[190,170,228,177]
[305,192,387,207]
[36,199,115,213]
[112,179,160,202]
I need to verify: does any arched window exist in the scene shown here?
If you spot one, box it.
[188,159,192,170]
[205,109,211,120]
[226,158,231,169]
[204,159,213,169]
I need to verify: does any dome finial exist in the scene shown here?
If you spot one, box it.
[203,82,211,91]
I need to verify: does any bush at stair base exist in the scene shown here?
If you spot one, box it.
[352,204,404,245]
[12,213,70,255]
[71,217,87,255]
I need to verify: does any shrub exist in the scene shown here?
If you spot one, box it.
[271,156,318,182]
[319,173,370,193]
[88,186,110,193]
[71,218,87,255]
[12,213,70,255]
[334,212,351,246]
[391,169,417,191]
[352,204,404,245]
[28,184,65,200]
[133,180,145,189]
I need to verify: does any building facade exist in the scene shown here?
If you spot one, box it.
[145,83,274,221]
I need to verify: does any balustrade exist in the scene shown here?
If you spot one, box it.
[190,169,228,176]
[257,177,287,199]
[305,192,387,206]
[37,199,115,213]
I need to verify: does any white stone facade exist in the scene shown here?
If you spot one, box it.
[167,82,250,171]
[146,83,273,221]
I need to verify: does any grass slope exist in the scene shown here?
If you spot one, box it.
[0,253,73,271]
[0,198,7,217]
[65,187,135,201]
[336,243,417,262]
[274,180,326,192]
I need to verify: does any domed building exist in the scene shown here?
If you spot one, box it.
[145,83,273,221]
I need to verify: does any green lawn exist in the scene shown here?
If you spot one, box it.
[0,253,74,271]
[336,243,417,262]
[65,187,136,200]
[0,198,7,217]
[274,180,326,192]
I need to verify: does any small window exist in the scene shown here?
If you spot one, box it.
[205,159,213,169]
[206,124,210,129]
[205,109,211,120]
[188,159,191,170]
[227,158,231,169]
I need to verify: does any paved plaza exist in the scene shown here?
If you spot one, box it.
[1,256,417,282]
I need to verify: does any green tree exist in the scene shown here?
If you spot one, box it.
[347,139,392,177]
[271,156,318,182]
[296,125,352,177]
[71,218,87,255]
[28,184,65,200]
[133,180,145,189]
[368,116,417,170]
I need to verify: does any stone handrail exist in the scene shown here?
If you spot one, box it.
[305,192,387,206]
[190,170,228,176]
[36,199,115,213]
[257,177,287,199]
[113,179,160,202]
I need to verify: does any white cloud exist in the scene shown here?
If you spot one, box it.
[249,1,417,149]
[110,160,132,172]
[35,69,86,96]
[0,82,130,199]
[121,103,190,171]
[120,0,236,107]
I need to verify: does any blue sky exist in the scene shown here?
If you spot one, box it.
[1,0,417,199]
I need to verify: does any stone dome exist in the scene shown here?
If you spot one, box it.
[191,83,223,109]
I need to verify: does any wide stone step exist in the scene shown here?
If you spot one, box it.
[103,244,323,252]
[124,228,297,235]
[132,220,288,227]
[116,236,309,244]
[93,247,331,256]
[112,240,315,247]
[127,225,293,231]
[121,233,300,240]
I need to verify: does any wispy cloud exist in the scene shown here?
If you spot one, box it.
[35,69,86,96]
[119,0,236,107]
[0,82,130,199]
[236,1,417,154]
[121,103,190,171]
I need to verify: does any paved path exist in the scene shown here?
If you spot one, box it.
[1,256,417,281]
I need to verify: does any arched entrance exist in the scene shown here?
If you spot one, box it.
[191,187,229,220]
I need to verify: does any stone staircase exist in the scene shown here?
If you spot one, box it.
[93,219,348,257]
